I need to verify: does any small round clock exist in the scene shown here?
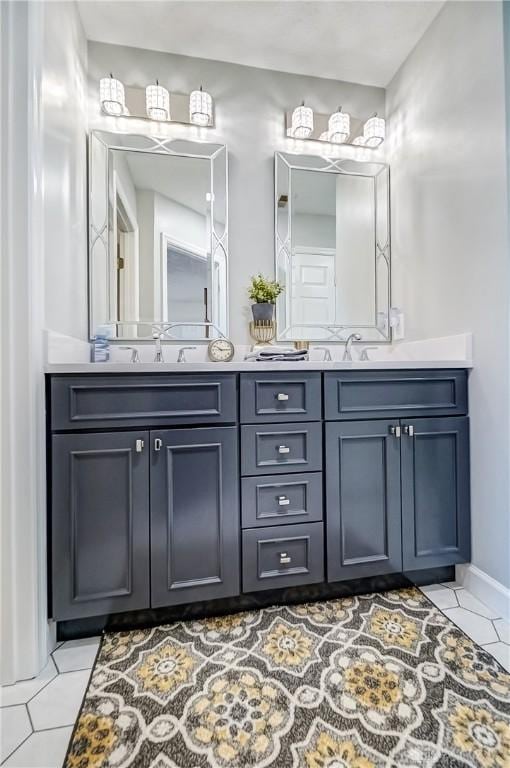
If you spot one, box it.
[208,337,235,362]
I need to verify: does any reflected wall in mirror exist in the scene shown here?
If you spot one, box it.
[89,132,228,340]
[275,152,390,342]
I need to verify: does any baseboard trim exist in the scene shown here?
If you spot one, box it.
[456,564,510,621]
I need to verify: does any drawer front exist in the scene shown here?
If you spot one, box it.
[242,472,323,528]
[242,522,324,592]
[240,372,321,423]
[324,370,468,420]
[50,374,237,430]
[241,422,322,475]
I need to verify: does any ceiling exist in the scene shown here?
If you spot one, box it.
[77,0,444,88]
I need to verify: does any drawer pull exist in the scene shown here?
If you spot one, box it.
[276,393,289,401]
[278,445,290,454]
[154,438,163,451]
[278,495,290,506]
[279,552,292,564]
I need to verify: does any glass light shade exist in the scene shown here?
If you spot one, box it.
[328,110,350,143]
[363,116,386,147]
[190,88,212,126]
[99,76,125,116]
[146,83,170,121]
[352,135,366,146]
[319,131,329,141]
[291,105,314,138]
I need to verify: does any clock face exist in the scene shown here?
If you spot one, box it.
[208,338,235,362]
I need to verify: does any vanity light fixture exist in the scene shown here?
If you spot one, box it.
[190,86,213,126]
[146,80,170,121]
[363,114,386,147]
[290,102,314,139]
[99,74,126,116]
[328,107,350,144]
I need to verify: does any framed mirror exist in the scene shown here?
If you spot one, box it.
[89,131,228,340]
[275,152,390,342]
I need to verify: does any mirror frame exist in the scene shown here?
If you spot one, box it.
[88,130,229,341]
[274,151,391,343]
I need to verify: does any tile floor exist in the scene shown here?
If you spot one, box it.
[0,583,508,767]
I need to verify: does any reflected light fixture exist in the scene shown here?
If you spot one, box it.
[190,86,213,126]
[352,135,366,146]
[291,102,314,138]
[363,114,386,147]
[99,74,126,116]
[146,80,170,121]
[328,107,350,144]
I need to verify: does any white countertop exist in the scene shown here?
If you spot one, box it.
[45,359,472,374]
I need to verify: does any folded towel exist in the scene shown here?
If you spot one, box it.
[256,349,309,362]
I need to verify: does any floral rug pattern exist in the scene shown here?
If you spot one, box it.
[65,588,510,767]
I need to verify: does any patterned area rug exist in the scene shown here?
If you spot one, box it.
[65,588,510,767]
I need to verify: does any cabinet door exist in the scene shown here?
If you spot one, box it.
[151,426,240,607]
[52,431,150,620]
[326,420,402,581]
[401,417,470,570]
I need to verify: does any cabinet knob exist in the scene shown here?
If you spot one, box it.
[135,439,145,453]
[154,438,163,451]
[278,495,290,506]
[403,425,414,437]
[279,552,291,564]
[389,425,401,438]
[278,445,290,454]
[276,393,289,401]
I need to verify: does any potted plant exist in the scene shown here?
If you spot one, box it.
[248,273,284,322]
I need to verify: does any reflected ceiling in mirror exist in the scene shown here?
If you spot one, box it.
[275,152,390,343]
[89,132,228,341]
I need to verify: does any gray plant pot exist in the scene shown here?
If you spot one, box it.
[251,303,274,323]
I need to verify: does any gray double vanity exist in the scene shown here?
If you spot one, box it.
[47,366,470,633]
[46,130,471,635]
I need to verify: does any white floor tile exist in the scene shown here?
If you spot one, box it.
[483,642,510,672]
[52,637,100,673]
[493,618,510,645]
[0,658,58,707]
[441,580,464,590]
[456,590,500,619]
[28,669,90,730]
[2,726,73,768]
[0,705,32,763]
[444,607,499,645]
[421,585,459,610]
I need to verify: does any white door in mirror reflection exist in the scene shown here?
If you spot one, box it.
[160,234,210,340]
[290,249,336,326]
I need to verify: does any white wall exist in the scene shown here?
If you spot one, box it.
[1,0,88,684]
[387,1,510,589]
[87,41,385,343]
[42,1,88,340]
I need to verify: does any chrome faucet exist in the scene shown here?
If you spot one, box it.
[342,333,362,361]
[153,333,164,363]
[119,346,140,363]
[313,346,332,361]
[177,346,197,363]
[359,346,378,361]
